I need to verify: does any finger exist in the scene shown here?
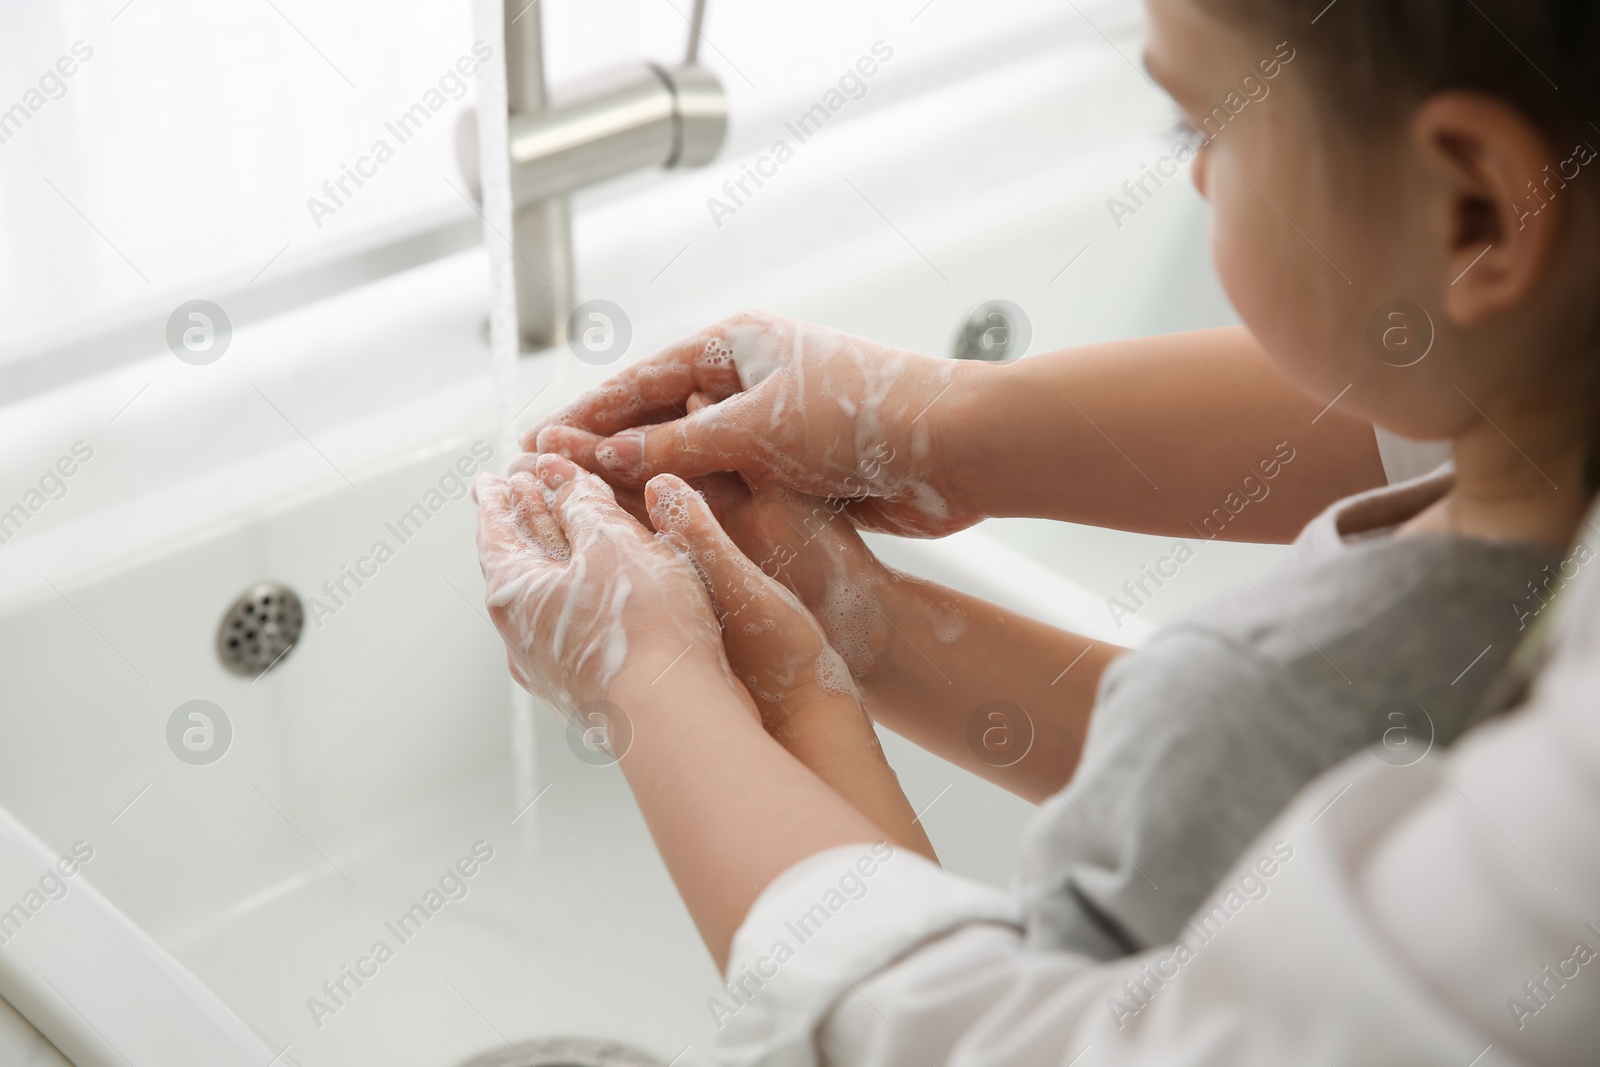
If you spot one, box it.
[534,425,605,471]
[508,471,569,561]
[611,484,651,527]
[693,475,786,583]
[522,335,708,447]
[691,476,821,610]
[685,391,712,414]
[522,434,648,522]
[473,474,519,561]
[536,454,647,551]
[475,473,551,605]
[534,452,609,500]
[483,466,568,559]
[690,471,752,523]
[523,317,756,446]
[476,472,538,558]
[688,333,744,401]
[646,474,790,624]
[592,395,756,486]
[472,470,508,509]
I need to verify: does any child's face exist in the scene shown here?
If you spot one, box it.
[1141,0,1479,440]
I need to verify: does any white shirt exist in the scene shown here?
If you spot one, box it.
[714,497,1600,1067]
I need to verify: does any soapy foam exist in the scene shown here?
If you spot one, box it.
[649,469,867,712]
[724,326,781,390]
[478,468,723,727]
[647,479,697,532]
[814,647,856,696]
[496,315,971,735]
[487,569,534,608]
[817,576,880,678]
[591,574,631,690]
[537,310,966,532]
[709,314,961,533]
[702,337,736,375]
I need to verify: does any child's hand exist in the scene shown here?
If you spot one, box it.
[644,472,860,737]
[473,455,730,720]
[530,310,979,537]
[646,472,938,862]
[683,455,900,686]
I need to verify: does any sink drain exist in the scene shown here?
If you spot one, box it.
[455,1037,666,1067]
[215,582,303,678]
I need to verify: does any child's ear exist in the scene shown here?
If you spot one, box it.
[1411,91,1570,326]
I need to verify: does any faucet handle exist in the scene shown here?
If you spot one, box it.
[683,0,710,66]
[661,63,727,169]
[671,0,724,170]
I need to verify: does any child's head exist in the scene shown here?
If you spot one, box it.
[1144,0,1600,490]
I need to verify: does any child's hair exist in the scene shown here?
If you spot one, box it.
[1202,0,1600,491]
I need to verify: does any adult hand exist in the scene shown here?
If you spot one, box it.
[473,454,731,719]
[527,311,979,537]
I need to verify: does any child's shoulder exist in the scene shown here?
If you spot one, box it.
[1117,526,1564,757]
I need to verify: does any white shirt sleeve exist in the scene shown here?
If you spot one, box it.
[710,843,1022,1066]
[715,511,1600,1067]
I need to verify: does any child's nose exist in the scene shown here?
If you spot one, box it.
[1191,145,1211,200]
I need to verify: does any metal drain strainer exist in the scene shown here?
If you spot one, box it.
[216,582,303,678]
[455,1037,665,1067]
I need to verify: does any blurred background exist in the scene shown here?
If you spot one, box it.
[2,0,1174,374]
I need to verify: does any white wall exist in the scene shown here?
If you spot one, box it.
[0,0,1138,372]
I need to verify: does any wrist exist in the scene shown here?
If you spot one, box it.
[765,690,884,763]
[607,654,772,772]
[927,357,999,519]
[855,572,943,707]
[830,569,910,704]
[608,643,730,706]
[771,684,867,727]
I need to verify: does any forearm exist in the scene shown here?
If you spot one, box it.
[859,573,1127,804]
[936,326,1385,542]
[610,659,892,970]
[773,695,939,863]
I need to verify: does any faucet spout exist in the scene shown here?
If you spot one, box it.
[503,2,574,353]
[479,0,728,353]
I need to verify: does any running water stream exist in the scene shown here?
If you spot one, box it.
[471,0,541,850]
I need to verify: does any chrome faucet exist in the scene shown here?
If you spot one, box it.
[465,0,728,351]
